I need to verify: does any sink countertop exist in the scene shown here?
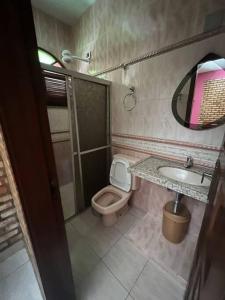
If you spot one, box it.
[129,156,213,203]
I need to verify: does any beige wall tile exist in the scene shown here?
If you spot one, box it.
[71,0,225,151]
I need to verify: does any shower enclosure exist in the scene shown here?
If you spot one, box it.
[42,64,111,220]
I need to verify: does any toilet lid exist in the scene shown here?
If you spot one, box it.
[110,158,131,192]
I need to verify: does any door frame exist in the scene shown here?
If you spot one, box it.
[0,1,75,299]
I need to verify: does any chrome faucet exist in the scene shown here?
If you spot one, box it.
[184,156,193,168]
[201,172,213,184]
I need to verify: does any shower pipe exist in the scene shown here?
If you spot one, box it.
[94,26,225,77]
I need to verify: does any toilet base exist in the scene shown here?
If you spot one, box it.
[102,213,117,226]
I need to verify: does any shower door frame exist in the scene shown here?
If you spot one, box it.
[41,63,111,218]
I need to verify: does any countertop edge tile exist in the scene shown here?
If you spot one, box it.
[129,156,212,203]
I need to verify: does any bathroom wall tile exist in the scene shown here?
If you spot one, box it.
[182,196,206,237]
[86,223,122,258]
[195,0,225,34]
[132,179,206,225]
[132,180,176,214]
[93,0,108,39]
[32,7,72,61]
[112,134,220,167]
[47,108,69,133]
[93,34,108,72]
[126,295,134,300]
[60,182,75,219]
[103,237,147,290]
[112,146,148,162]
[79,7,95,48]
[77,261,128,300]
[108,33,225,149]
[52,141,73,186]
[34,0,225,154]
[160,0,199,47]
[130,260,185,300]
[71,1,225,154]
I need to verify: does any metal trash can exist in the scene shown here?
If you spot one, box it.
[162,201,190,244]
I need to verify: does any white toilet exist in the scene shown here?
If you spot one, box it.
[91,154,140,226]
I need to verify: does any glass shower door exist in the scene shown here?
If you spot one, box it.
[73,78,110,209]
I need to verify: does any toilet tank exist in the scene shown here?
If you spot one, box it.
[110,154,140,192]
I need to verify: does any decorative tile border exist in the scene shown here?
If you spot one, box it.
[112,133,220,168]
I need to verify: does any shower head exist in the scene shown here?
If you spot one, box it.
[61,50,91,64]
[61,50,73,63]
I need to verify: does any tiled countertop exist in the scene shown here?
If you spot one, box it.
[129,156,213,203]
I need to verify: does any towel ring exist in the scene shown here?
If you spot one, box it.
[123,87,136,111]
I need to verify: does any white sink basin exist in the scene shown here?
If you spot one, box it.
[158,166,211,187]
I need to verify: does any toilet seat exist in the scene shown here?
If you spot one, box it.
[91,154,140,226]
[92,185,132,215]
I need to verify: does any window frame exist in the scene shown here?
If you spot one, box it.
[38,47,65,68]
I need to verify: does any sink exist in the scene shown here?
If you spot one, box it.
[158,166,211,187]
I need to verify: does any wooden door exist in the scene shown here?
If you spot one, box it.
[0,1,75,299]
[185,153,225,300]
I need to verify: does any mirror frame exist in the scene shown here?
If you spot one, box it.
[172,53,225,130]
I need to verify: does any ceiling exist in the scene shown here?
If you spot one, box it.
[31,0,96,25]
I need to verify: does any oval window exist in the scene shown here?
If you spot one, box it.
[38,48,64,68]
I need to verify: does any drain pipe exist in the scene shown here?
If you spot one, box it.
[173,192,183,214]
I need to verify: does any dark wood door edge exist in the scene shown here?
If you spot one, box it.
[0,1,75,299]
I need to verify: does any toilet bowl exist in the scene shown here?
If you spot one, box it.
[91,154,140,226]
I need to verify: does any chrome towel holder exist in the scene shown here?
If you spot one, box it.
[123,86,136,111]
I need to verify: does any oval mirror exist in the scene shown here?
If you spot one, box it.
[172,53,225,130]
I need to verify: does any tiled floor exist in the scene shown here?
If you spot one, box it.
[0,248,43,300]
[0,205,186,300]
[66,206,186,300]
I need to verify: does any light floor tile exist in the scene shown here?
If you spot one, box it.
[69,214,91,236]
[126,295,134,300]
[65,222,82,248]
[115,212,140,235]
[87,223,122,257]
[0,248,29,281]
[103,237,147,290]
[130,260,185,300]
[0,261,43,300]
[129,206,146,219]
[77,261,128,300]
[78,208,100,228]
[69,237,100,284]
[127,212,196,281]
[0,240,25,263]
